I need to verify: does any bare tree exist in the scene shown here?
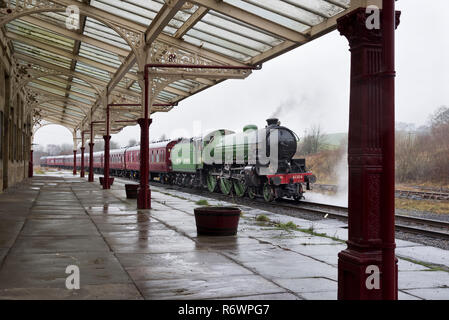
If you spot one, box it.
[46,144,61,156]
[299,125,326,155]
[127,138,138,147]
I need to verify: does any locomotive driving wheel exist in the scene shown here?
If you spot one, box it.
[233,180,247,197]
[248,187,257,199]
[206,173,217,192]
[219,177,233,195]
[263,183,275,202]
[293,183,304,201]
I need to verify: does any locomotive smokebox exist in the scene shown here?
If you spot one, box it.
[266,118,280,126]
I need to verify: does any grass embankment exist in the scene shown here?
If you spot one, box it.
[395,198,449,215]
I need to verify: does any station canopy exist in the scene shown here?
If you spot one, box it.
[0,0,357,137]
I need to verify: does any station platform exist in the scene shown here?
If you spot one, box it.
[0,171,448,300]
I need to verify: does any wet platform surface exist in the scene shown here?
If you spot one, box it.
[0,172,448,300]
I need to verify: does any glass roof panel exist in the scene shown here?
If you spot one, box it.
[83,18,131,50]
[91,0,157,25]
[182,35,250,61]
[202,12,283,47]
[37,77,69,88]
[71,77,95,87]
[283,0,347,18]
[242,0,325,25]
[70,85,97,97]
[68,94,92,105]
[28,82,65,96]
[75,61,111,83]
[32,11,70,28]
[223,0,310,32]
[192,21,271,53]
[7,20,75,50]
[79,42,122,69]
[13,42,72,69]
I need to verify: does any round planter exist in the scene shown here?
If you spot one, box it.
[125,184,139,199]
[99,177,114,186]
[194,206,241,236]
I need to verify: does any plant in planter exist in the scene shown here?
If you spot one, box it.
[125,184,139,199]
[194,206,241,236]
[99,177,114,186]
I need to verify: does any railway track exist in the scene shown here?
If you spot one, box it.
[110,175,449,240]
[278,200,449,240]
[315,184,449,201]
[395,189,449,201]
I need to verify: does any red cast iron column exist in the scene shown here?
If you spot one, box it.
[73,150,77,175]
[103,135,111,189]
[80,147,85,178]
[88,122,94,182]
[28,149,33,178]
[88,143,94,182]
[137,118,152,209]
[102,105,111,189]
[381,0,398,300]
[137,66,152,209]
[336,7,400,300]
[80,132,85,178]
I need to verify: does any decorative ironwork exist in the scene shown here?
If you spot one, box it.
[110,91,141,105]
[147,42,252,78]
[32,108,43,127]
[12,63,61,96]
[112,24,144,50]
[145,42,252,108]
[0,0,65,26]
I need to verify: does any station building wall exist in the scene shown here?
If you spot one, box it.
[0,40,32,193]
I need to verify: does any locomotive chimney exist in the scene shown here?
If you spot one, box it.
[266,118,280,126]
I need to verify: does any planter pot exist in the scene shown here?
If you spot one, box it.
[194,206,241,236]
[99,177,114,186]
[125,184,139,199]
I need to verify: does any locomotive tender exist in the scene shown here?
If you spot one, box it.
[41,119,315,202]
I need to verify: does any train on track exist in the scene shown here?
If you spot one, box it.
[40,119,316,202]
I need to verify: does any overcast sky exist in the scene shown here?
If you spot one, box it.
[34,0,449,149]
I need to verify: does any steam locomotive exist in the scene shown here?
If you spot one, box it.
[41,119,316,202]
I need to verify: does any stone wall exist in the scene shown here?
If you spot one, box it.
[0,39,32,193]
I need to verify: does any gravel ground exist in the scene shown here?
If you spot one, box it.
[149,181,449,251]
[396,208,449,222]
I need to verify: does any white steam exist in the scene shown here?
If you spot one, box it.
[304,152,348,207]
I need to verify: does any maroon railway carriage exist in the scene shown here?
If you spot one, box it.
[148,140,179,183]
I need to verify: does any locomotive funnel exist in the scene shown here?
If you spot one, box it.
[266,118,280,126]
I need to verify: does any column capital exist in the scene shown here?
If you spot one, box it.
[337,8,400,48]
[137,118,153,128]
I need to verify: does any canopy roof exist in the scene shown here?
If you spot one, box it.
[0,0,364,140]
